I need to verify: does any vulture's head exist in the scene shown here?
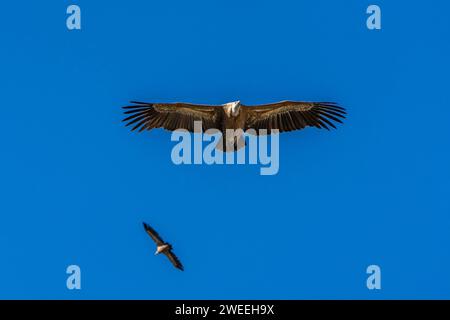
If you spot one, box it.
[224,100,241,117]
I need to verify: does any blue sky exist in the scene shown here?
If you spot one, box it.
[0,0,449,299]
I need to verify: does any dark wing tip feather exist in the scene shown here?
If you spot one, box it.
[129,101,153,105]
[122,102,155,131]
[142,221,165,245]
[304,103,347,130]
[319,102,347,113]
[142,222,151,231]
[122,105,139,109]
[170,251,184,271]
[122,105,152,110]
[142,221,155,235]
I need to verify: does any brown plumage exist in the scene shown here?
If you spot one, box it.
[123,100,346,150]
[143,222,183,271]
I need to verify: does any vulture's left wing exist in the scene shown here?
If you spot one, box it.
[123,101,221,133]
[164,250,184,271]
[244,101,346,134]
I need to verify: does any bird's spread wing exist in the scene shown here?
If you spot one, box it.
[123,101,221,133]
[163,250,184,271]
[244,101,346,134]
[143,222,165,246]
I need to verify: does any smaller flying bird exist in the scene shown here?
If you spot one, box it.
[143,222,184,271]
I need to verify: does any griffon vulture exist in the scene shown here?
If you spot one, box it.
[123,100,346,151]
[143,222,184,271]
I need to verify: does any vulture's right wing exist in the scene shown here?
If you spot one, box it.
[143,222,165,246]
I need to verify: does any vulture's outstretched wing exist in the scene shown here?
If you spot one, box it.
[164,250,184,271]
[123,101,221,133]
[143,222,164,246]
[244,101,346,134]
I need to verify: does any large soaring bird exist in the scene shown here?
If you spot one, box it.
[123,100,346,151]
[143,222,184,271]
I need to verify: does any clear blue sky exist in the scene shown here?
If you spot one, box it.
[1,0,449,299]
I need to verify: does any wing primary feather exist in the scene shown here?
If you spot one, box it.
[129,101,153,105]
[313,112,331,130]
[142,222,165,245]
[122,105,151,111]
[319,104,347,114]
[315,113,336,129]
[320,108,346,116]
[138,118,153,132]
[124,114,149,126]
[164,251,184,271]
[123,107,151,114]
[301,111,315,127]
[131,117,151,131]
[316,110,344,123]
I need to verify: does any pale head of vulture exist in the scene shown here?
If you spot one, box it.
[223,100,241,117]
